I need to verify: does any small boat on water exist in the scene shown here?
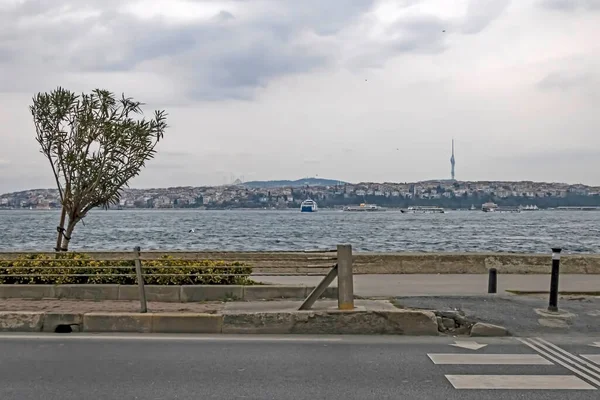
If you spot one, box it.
[481,202,498,212]
[300,199,318,212]
[343,203,386,212]
[556,206,600,211]
[401,206,445,214]
[482,202,521,213]
[495,207,521,213]
[520,205,539,211]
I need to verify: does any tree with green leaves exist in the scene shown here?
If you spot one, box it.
[30,87,167,251]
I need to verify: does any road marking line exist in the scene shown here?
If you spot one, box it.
[518,338,600,388]
[428,353,552,365]
[534,337,600,376]
[0,334,343,342]
[582,355,600,365]
[445,375,596,390]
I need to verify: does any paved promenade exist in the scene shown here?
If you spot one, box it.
[255,274,600,297]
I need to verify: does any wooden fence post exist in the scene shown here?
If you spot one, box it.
[336,244,354,310]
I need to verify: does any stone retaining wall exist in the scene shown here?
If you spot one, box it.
[0,284,338,302]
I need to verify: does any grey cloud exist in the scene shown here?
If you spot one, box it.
[0,0,374,100]
[496,149,600,174]
[145,162,188,170]
[349,0,509,68]
[499,149,600,161]
[0,47,17,63]
[537,71,596,91]
[0,170,52,192]
[346,15,448,69]
[111,0,373,89]
[159,151,195,158]
[208,44,325,88]
[389,16,448,53]
[215,10,235,21]
[539,0,600,11]
[461,0,511,34]
[0,0,505,102]
[290,0,375,36]
[146,151,197,170]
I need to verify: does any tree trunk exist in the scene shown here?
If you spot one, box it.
[55,206,67,254]
[60,218,78,252]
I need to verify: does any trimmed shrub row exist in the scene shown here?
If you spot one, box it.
[0,253,253,285]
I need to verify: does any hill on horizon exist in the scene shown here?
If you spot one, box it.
[242,177,347,188]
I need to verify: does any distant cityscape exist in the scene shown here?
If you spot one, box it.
[2,179,600,210]
[2,141,599,210]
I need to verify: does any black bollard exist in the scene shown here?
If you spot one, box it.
[548,247,562,312]
[488,268,497,294]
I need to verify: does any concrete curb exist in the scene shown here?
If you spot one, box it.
[0,311,44,332]
[0,284,338,302]
[222,309,440,335]
[43,312,83,332]
[0,309,445,335]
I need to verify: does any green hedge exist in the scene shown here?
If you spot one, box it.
[0,253,253,285]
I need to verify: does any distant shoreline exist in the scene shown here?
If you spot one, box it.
[2,207,600,213]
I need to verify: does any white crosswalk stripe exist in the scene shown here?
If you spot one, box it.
[535,338,600,375]
[428,353,552,365]
[427,338,600,390]
[582,355,600,365]
[519,338,600,388]
[445,375,595,390]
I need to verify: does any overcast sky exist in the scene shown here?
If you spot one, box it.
[1,0,599,192]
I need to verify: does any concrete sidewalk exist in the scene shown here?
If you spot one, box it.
[395,295,600,336]
[255,274,600,297]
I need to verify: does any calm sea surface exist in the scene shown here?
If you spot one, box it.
[0,209,598,254]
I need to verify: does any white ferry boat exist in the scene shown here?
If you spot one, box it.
[300,199,318,212]
[482,202,520,213]
[401,206,445,214]
[481,202,498,212]
[343,203,386,212]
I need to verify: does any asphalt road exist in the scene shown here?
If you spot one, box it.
[1,334,600,399]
